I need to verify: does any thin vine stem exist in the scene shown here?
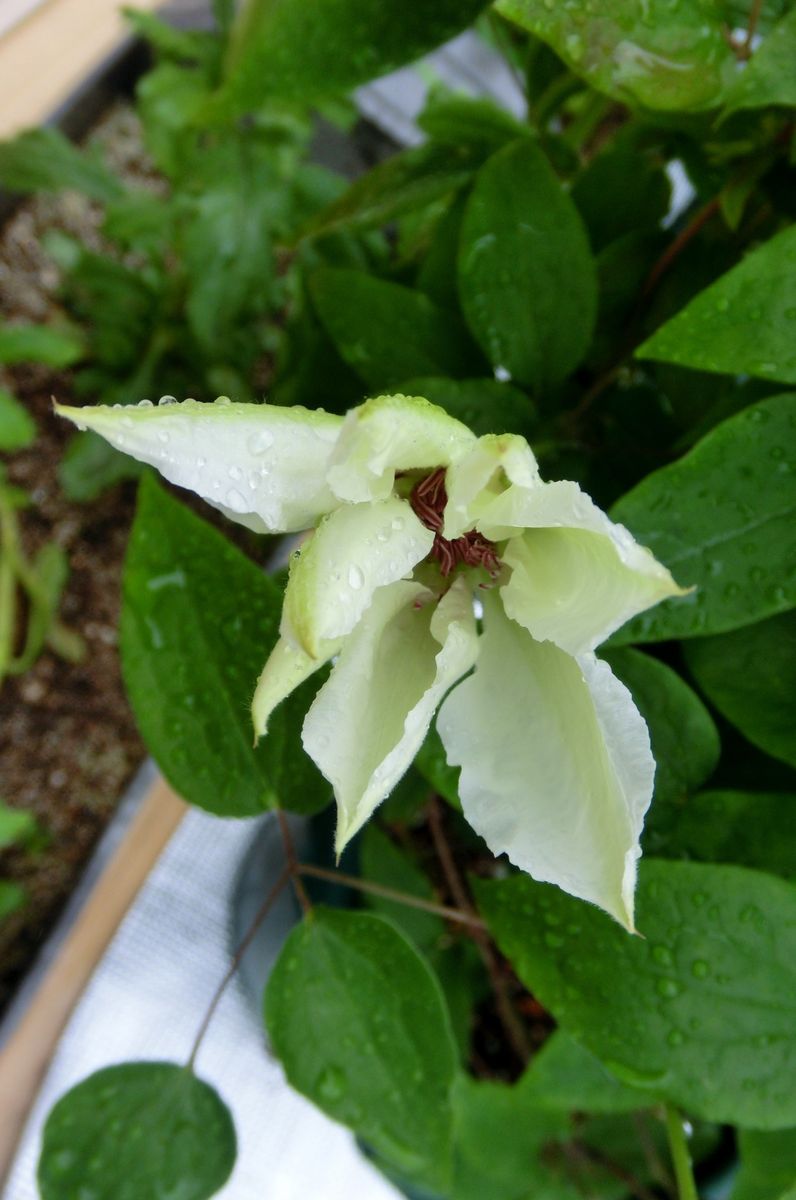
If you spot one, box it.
[277,808,312,914]
[664,1106,699,1200]
[186,864,291,1071]
[744,0,764,55]
[296,861,486,930]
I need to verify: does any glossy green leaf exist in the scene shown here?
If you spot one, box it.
[38,1062,235,1200]
[360,824,443,953]
[571,131,671,253]
[417,90,530,151]
[521,1030,646,1115]
[265,907,458,1191]
[723,9,796,115]
[610,394,796,642]
[476,860,796,1129]
[458,139,597,391]
[311,269,481,390]
[0,324,83,368]
[220,0,488,112]
[121,475,330,817]
[638,226,796,385]
[684,611,796,767]
[495,0,737,111]
[601,647,720,806]
[400,377,535,438]
[647,790,796,879]
[0,128,124,202]
[734,1129,796,1200]
[0,390,35,452]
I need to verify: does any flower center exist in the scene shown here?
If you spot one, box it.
[410,468,501,578]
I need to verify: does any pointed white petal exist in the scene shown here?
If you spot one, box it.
[442,432,540,539]
[302,577,479,856]
[437,592,653,929]
[252,634,340,740]
[477,478,686,652]
[326,394,476,503]
[281,496,434,657]
[56,398,343,533]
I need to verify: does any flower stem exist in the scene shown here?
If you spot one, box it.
[664,1106,699,1200]
[296,861,486,930]
[277,809,312,914]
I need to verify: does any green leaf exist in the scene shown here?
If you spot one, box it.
[0,390,36,451]
[299,142,480,240]
[310,269,481,390]
[734,1129,796,1200]
[123,8,211,63]
[495,0,737,111]
[417,89,531,151]
[610,394,796,642]
[723,9,796,115]
[0,801,39,851]
[265,907,458,1191]
[475,860,796,1129]
[648,790,796,879]
[0,881,27,920]
[458,139,597,391]
[521,1031,647,1115]
[684,611,796,767]
[38,1062,236,1200]
[0,128,124,202]
[59,432,145,502]
[360,823,443,953]
[400,377,535,438]
[571,130,671,254]
[637,226,796,385]
[219,0,488,112]
[0,324,83,368]
[600,648,720,806]
[120,476,331,817]
[415,723,461,809]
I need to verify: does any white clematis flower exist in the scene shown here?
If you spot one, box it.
[57,392,687,929]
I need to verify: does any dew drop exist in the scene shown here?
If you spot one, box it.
[215,395,231,406]
[317,1065,345,1101]
[391,517,404,532]
[138,398,153,408]
[656,978,681,999]
[158,394,178,406]
[348,565,365,590]
[225,488,248,513]
[652,945,673,967]
[248,429,274,455]
[228,465,243,481]
[667,1029,685,1047]
[691,959,710,979]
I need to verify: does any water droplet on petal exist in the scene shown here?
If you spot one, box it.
[248,429,274,455]
[225,488,248,512]
[158,394,178,406]
[348,565,365,590]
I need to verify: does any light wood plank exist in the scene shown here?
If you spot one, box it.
[0,776,186,1187]
[0,0,162,139]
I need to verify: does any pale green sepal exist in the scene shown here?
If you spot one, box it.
[437,592,653,929]
[251,633,340,740]
[325,394,476,503]
[55,398,343,533]
[301,577,479,857]
[281,496,434,657]
[442,433,540,539]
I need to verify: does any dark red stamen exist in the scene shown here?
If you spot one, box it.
[410,467,501,578]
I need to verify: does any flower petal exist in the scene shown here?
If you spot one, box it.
[442,432,540,539]
[56,398,343,533]
[281,496,434,657]
[251,634,340,740]
[326,394,476,503]
[478,478,686,652]
[437,591,653,929]
[302,577,479,856]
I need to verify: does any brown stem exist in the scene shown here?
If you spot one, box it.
[744,0,764,55]
[277,809,312,914]
[633,1111,674,1192]
[186,864,291,1071]
[641,195,721,299]
[296,862,487,930]
[427,798,531,1065]
[568,1139,662,1200]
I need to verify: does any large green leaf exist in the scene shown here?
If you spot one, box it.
[638,227,796,385]
[734,1129,796,1200]
[521,1030,646,1115]
[723,9,796,115]
[610,394,796,642]
[265,907,458,1191]
[0,128,124,202]
[400,376,535,439]
[0,324,84,368]
[311,269,481,390]
[360,823,443,953]
[219,0,488,112]
[457,139,597,391]
[476,860,796,1129]
[684,611,796,767]
[647,790,796,879]
[495,0,737,111]
[601,648,720,806]
[38,1063,235,1200]
[121,475,330,817]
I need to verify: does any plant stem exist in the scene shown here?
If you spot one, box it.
[664,1106,699,1200]
[744,0,764,55]
[296,861,486,930]
[277,809,312,914]
[427,798,531,1065]
[186,863,291,1071]
[641,195,721,300]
